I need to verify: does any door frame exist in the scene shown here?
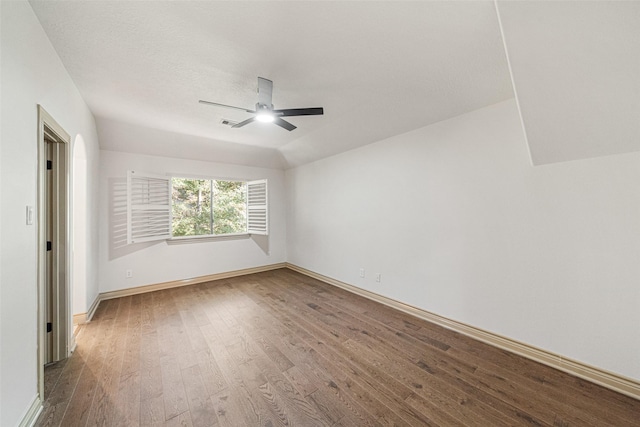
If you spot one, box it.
[36,105,72,400]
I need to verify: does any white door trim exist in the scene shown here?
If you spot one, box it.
[36,105,71,401]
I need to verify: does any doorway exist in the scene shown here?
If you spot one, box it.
[37,105,71,400]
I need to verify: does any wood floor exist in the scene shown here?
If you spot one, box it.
[36,268,640,426]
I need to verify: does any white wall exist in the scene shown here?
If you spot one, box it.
[0,2,4,421]
[497,1,640,166]
[73,134,98,315]
[99,150,287,293]
[0,2,4,422]
[0,1,101,425]
[286,99,640,382]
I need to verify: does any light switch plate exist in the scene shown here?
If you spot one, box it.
[26,206,34,225]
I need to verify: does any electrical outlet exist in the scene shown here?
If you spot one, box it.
[359,268,365,278]
[375,273,381,283]
[126,269,133,278]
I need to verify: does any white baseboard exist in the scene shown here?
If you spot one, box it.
[72,312,84,325]
[99,263,286,301]
[69,333,77,354]
[285,263,640,401]
[69,263,286,323]
[72,293,101,325]
[18,395,42,427]
[72,264,286,328]
[85,294,100,322]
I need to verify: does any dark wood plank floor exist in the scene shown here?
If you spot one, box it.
[36,268,640,426]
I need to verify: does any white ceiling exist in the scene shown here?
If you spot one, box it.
[31,1,639,170]
[29,0,514,169]
[497,1,640,166]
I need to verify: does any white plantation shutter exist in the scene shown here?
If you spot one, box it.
[247,179,268,235]
[127,170,172,244]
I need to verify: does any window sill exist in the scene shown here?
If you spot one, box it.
[166,233,250,245]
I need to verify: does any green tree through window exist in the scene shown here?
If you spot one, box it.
[212,180,247,235]
[172,178,247,236]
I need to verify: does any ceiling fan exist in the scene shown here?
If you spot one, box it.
[199,77,323,131]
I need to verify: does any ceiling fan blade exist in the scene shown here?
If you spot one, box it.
[199,100,255,113]
[274,107,324,117]
[232,117,256,128]
[257,77,273,107]
[273,117,297,131]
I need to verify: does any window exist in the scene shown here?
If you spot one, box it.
[171,178,247,237]
[126,171,267,244]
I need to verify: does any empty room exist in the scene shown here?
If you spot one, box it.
[1,1,640,426]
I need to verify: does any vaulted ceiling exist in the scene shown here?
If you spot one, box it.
[29,1,640,169]
[497,1,640,165]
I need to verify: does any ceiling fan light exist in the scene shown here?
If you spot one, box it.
[256,112,274,123]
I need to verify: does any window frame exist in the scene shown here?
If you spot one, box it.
[170,176,249,239]
[126,170,268,245]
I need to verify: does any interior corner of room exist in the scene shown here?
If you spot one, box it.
[2,1,640,426]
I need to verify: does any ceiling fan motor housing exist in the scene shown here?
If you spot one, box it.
[256,103,274,112]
